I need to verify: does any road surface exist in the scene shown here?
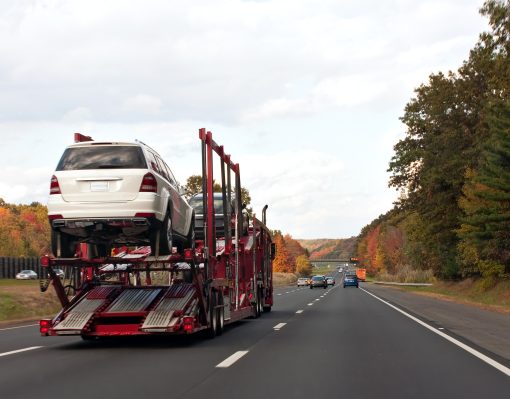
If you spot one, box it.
[0,281,508,399]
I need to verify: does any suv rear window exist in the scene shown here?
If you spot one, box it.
[56,146,147,170]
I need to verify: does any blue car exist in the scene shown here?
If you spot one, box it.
[343,273,359,288]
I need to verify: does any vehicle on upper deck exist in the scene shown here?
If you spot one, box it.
[188,192,248,240]
[47,136,194,258]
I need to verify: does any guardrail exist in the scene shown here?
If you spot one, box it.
[372,281,433,287]
[0,257,43,279]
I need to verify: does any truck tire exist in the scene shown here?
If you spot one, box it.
[263,305,272,313]
[207,294,217,339]
[51,230,77,258]
[216,294,224,336]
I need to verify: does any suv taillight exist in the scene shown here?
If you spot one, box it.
[50,175,61,195]
[139,173,157,193]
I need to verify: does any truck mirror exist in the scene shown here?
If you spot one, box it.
[270,243,276,260]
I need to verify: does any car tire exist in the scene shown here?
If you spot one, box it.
[186,213,196,251]
[310,285,313,289]
[343,285,346,288]
[158,211,173,256]
[51,230,77,258]
[95,243,111,258]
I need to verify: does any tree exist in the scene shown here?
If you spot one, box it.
[295,255,313,277]
[273,233,294,273]
[183,175,221,199]
[458,101,510,275]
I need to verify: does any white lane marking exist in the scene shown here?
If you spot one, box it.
[296,310,304,314]
[0,324,38,332]
[277,294,282,296]
[216,351,249,368]
[360,288,510,378]
[285,292,290,294]
[315,299,320,302]
[307,303,314,306]
[274,323,287,330]
[0,346,43,358]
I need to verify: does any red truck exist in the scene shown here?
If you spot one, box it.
[39,129,274,339]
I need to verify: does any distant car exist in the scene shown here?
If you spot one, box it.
[15,270,38,280]
[310,275,327,289]
[297,277,309,287]
[49,269,65,279]
[326,276,335,285]
[343,274,359,288]
[47,138,194,257]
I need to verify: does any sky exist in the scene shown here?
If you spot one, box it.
[0,0,489,239]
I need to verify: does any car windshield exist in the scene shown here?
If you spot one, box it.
[56,146,147,170]
[312,276,323,281]
[346,274,356,278]
[20,270,31,273]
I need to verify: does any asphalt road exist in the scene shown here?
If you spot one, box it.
[0,279,509,399]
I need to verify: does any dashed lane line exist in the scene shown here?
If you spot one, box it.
[216,351,249,368]
[274,323,287,331]
[0,347,43,358]
[296,310,304,314]
[0,324,38,332]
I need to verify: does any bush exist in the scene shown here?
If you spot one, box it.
[376,264,434,283]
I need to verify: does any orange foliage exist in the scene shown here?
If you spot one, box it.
[273,233,294,273]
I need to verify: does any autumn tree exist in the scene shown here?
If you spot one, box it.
[295,255,313,277]
[273,233,294,273]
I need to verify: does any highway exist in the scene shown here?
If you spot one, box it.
[0,280,509,399]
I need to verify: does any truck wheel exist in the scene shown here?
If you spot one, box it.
[207,294,217,338]
[51,230,77,258]
[216,294,224,336]
[158,211,173,256]
[263,305,272,313]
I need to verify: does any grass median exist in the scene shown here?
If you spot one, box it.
[0,279,62,324]
[397,278,510,313]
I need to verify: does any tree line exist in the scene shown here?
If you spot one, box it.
[357,0,510,279]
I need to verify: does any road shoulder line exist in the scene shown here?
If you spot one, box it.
[0,346,43,358]
[360,287,510,377]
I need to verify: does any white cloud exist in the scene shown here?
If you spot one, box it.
[122,95,162,116]
[0,0,489,237]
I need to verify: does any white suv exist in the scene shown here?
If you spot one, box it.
[47,138,194,257]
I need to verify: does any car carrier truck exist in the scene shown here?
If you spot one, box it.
[39,129,275,339]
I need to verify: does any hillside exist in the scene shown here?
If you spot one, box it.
[298,237,357,260]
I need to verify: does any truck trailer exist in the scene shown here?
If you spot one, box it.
[39,129,274,339]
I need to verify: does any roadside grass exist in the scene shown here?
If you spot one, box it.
[0,279,61,323]
[400,278,510,312]
[273,273,298,287]
[376,265,435,284]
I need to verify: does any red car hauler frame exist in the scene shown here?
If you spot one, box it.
[39,129,275,338]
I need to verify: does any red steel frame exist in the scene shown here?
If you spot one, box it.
[40,130,274,338]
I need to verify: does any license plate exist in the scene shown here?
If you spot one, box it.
[90,181,108,192]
